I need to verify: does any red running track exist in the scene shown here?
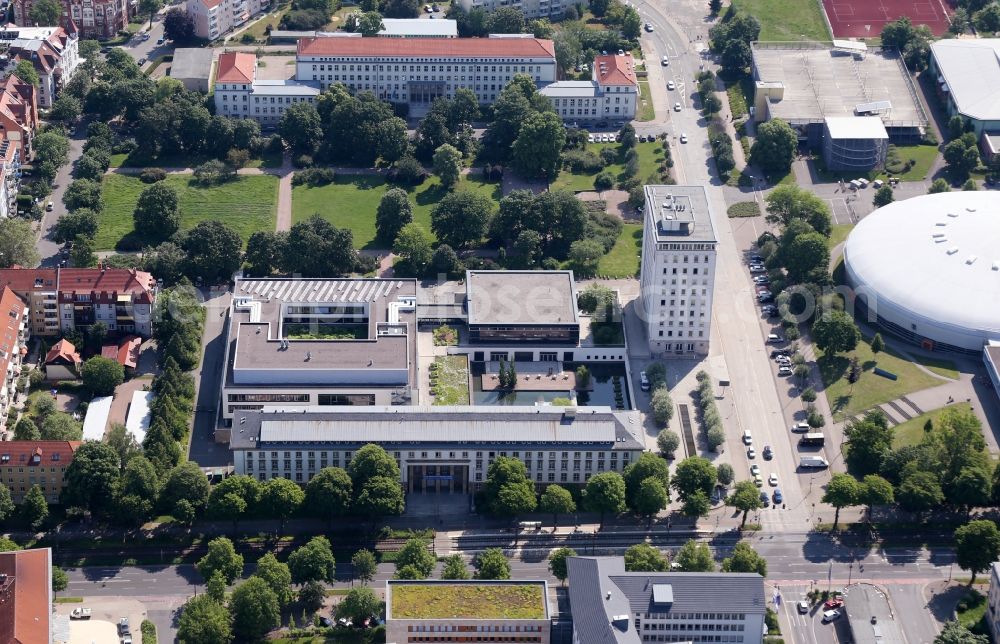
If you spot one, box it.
[821,0,954,37]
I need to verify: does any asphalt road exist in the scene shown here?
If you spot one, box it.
[36,127,85,265]
[188,288,233,467]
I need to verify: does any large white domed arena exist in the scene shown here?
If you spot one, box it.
[843,191,1000,354]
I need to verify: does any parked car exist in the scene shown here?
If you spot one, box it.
[661,55,669,66]
[762,445,773,460]
[758,293,774,303]
[679,133,688,143]
[319,616,334,627]
[118,618,130,635]
[753,473,763,486]
[750,254,764,263]
[767,333,783,343]
[747,447,756,459]
[156,37,164,45]
[791,422,810,433]
[667,80,675,90]
[775,356,792,366]
[768,473,779,486]
[824,598,844,609]
[753,275,770,284]
[673,102,681,111]
[45,201,53,211]
[777,366,793,376]
[644,22,653,31]
[797,601,810,614]
[761,305,778,317]
[742,430,752,445]
[750,464,760,476]
[749,265,767,273]
[822,609,841,623]
[773,488,783,504]
[70,608,92,620]
[640,371,650,391]
[760,491,770,506]
[771,348,792,358]
[121,636,132,644]
[138,57,147,66]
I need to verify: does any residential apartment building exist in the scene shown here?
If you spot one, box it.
[229,406,643,491]
[215,52,321,126]
[639,185,718,357]
[0,441,81,503]
[0,267,156,338]
[541,53,640,124]
[186,0,266,41]
[0,139,24,219]
[566,556,766,644]
[220,277,418,426]
[296,35,556,116]
[0,73,39,161]
[5,26,80,107]
[0,548,53,644]
[386,580,551,644]
[13,0,128,39]
[455,0,564,20]
[0,286,28,431]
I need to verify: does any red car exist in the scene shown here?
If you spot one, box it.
[824,598,844,609]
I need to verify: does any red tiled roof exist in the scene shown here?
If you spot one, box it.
[0,548,52,644]
[101,336,140,369]
[0,440,80,466]
[594,53,638,87]
[216,52,256,83]
[56,267,155,296]
[201,0,224,8]
[0,269,57,293]
[44,339,81,365]
[0,286,26,381]
[298,36,556,59]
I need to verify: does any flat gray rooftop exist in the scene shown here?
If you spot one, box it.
[171,48,213,80]
[752,44,926,127]
[466,270,579,326]
[228,406,645,450]
[644,185,717,244]
[226,278,417,383]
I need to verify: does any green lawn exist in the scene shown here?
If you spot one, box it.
[732,0,831,41]
[827,224,854,251]
[637,81,655,121]
[913,354,959,380]
[97,174,279,250]
[818,335,943,421]
[884,143,940,181]
[893,402,973,448]
[292,174,501,249]
[551,141,666,192]
[597,223,642,277]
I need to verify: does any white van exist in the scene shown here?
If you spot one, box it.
[742,430,753,445]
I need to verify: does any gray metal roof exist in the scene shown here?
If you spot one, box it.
[541,81,600,99]
[230,406,645,450]
[466,270,579,326]
[566,557,766,644]
[843,584,905,644]
[931,39,1000,122]
[252,79,322,95]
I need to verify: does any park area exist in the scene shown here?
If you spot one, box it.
[818,336,957,421]
[596,223,642,278]
[96,174,279,250]
[893,401,973,448]
[291,174,501,249]
[551,140,667,193]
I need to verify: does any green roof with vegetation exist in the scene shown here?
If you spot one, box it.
[390,583,547,620]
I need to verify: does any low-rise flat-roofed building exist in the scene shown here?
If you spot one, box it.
[822,116,889,171]
[171,48,214,92]
[929,39,1000,137]
[639,185,718,357]
[751,42,927,146]
[842,583,905,644]
[466,270,580,345]
[229,406,643,490]
[566,556,766,644]
[386,580,551,643]
[220,277,418,426]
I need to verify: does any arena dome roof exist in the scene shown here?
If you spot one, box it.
[843,192,1000,352]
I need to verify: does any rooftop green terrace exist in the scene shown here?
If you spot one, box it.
[390,583,547,620]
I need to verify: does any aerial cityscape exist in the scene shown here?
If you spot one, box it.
[0,0,997,641]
